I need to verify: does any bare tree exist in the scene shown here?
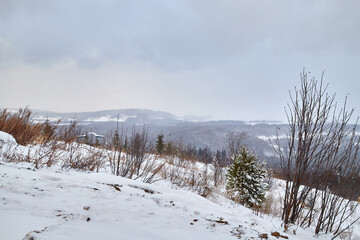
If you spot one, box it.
[212,156,225,187]
[107,119,126,177]
[127,125,151,178]
[274,70,360,236]
[226,131,248,157]
[58,119,82,144]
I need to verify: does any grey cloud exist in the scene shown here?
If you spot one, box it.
[1,0,357,70]
[0,0,359,121]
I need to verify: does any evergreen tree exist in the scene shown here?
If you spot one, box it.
[164,141,176,156]
[155,134,164,155]
[226,147,267,208]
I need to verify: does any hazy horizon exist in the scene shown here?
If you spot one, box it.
[3,106,285,123]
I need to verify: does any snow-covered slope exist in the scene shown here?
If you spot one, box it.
[0,161,333,240]
[0,131,343,240]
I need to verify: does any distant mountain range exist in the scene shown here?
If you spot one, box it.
[6,107,360,168]
[8,108,287,167]
[27,108,283,126]
[30,108,186,125]
[40,109,287,165]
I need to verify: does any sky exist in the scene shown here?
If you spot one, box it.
[0,0,359,121]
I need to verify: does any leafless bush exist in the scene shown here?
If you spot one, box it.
[161,157,216,197]
[162,156,188,185]
[258,191,282,217]
[108,125,153,179]
[274,70,360,236]
[1,137,63,169]
[32,141,62,168]
[106,125,164,182]
[58,120,82,144]
[187,163,214,197]
[61,142,82,169]
[264,167,274,190]
[226,131,248,157]
[137,155,165,183]
[0,141,27,163]
[106,126,127,176]
[127,126,152,178]
[62,144,106,172]
[212,157,225,187]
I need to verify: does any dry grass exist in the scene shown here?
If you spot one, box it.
[0,107,43,145]
[160,156,219,197]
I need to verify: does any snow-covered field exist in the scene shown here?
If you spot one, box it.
[0,131,354,240]
[1,161,330,240]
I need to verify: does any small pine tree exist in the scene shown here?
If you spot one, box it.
[164,141,176,156]
[155,134,164,155]
[226,147,267,208]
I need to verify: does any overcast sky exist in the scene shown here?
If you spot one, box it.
[1,0,359,121]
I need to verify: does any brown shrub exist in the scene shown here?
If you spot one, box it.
[0,107,43,145]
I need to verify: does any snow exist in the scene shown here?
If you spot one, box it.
[84,115,136,122]
[84,115,117,122]
[0,131,354,240]
[34,116,62,123]
[257,135,287,141]
[1,160,330,240]
[267,179,360,240]
[0,131,29,159]
[245,121,283,126]
[0,131,17,144]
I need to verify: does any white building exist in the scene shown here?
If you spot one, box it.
[77,132,105,145]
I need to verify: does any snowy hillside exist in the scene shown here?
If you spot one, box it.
[0,161,330,240]
[0,131,356,240]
